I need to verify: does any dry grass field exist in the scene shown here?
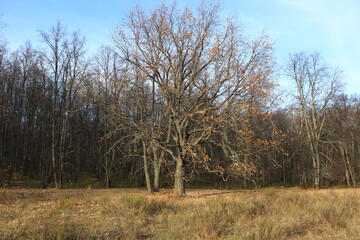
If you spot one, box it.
[1,187,360,239]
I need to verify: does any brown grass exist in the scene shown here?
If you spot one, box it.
[1,187,360,239]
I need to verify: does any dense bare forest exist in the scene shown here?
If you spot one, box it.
[1,2,360,196]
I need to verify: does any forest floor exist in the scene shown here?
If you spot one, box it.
[1,187,360,239]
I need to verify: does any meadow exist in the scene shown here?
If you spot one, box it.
[1,187,360,239]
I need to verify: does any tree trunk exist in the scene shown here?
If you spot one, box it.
[153,160,161,192]
[305,118,320,189]
[174,157,185,196]
[51,116,58,188]
[340,143,356,187]
[152,145,163,192]
[58,114,68,188]
[340,144,351,186]
[311,150,320,189]
[105,148,114,188]
[142,140,152,192]
[314,147,321,189]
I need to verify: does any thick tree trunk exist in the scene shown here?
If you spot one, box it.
[152,145,163,192]
[105,171,112,188]
[153,161,161,192]
[174,158,185,196]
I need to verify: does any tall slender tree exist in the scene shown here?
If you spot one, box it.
[285,52,343,188]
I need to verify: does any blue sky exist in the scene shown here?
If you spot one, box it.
[1,0,360,94]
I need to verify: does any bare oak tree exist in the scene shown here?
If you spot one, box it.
[114,2,274,195]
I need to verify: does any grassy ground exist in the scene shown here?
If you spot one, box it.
[1,187,360,239]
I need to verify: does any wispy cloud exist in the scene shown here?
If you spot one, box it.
[280,0,326,13]
[279,0,360,93]
[280,0,360,48]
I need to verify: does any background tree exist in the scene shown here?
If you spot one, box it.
[39,22,89,188]
[90,45,133,188]
[324,94,359,186]
[285,52,344,188]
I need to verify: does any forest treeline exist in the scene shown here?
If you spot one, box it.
[1,2,360,195]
